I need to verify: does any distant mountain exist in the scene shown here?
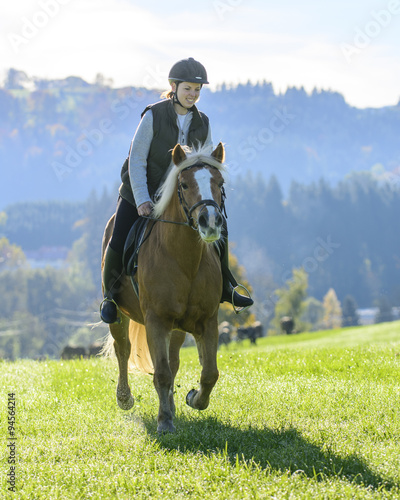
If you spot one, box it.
[1,69,400,209]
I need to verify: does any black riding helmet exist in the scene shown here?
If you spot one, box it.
[168,57,209,84]
[169,57,208,109]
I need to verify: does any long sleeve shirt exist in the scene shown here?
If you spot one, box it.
[128,109,213,208]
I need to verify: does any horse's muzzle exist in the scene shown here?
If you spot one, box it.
[196,204,223,243]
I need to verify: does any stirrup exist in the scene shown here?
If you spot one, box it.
[232,284,253,315]
[99,297,121,324]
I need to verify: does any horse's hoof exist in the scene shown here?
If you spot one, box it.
[157,420,176,434]
[186,389,197,407]
[117,394,134,411]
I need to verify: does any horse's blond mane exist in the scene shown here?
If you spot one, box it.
[153,144,226,218]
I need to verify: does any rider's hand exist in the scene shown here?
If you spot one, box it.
[138,202,152,216]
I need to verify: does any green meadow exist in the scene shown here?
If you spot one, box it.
[1,321,400,499]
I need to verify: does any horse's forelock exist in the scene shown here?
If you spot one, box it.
[152,147,226,218]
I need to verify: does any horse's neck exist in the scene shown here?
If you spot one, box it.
[158,196,205,269]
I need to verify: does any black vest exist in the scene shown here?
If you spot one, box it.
[119,98,209,205]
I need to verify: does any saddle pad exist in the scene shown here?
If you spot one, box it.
[122,217,158,299]
[123,217,150,277]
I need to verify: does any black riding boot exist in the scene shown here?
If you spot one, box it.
[219,229,253,311]
[100,245,123,324]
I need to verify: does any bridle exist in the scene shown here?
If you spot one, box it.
[178,163,227,229]
[145,162,227,230]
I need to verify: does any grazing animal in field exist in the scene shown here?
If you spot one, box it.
[60,345,87,360]
[280,316,295,335]
[236,321,263,345]
[252,320,263,339]
[88,342,103,357]
[101,143,227,433]
[218,321,232,347]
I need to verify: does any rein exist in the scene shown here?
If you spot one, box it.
[141,215,191,227]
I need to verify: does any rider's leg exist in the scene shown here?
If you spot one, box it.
[100,196,139,324]
[219,221,253,310]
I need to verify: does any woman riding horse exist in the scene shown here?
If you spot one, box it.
[100,57,253,323]
[102,142,231,433]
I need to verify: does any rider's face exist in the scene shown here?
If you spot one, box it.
[173,81,201,110]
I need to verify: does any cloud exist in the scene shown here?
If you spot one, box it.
[1,0,399,107]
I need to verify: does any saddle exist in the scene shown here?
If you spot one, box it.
[122,217,157,298]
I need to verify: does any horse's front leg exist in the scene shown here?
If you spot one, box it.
[146,314,175,433]
[186,319,219,411]
[169,330,186,417]
[110,314,134,410]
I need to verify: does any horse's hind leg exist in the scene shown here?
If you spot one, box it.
[110,314,134,410]
[168,330,186,417]
[186,322,219,411]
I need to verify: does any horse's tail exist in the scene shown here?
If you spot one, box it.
[101,320,153,374]
[100,332,115,359]
[128,320,154,374]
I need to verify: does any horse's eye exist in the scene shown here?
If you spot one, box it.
[218,182,224,189]
[181,182,188,190]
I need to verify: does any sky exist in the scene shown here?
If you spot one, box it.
[1,0,400,108]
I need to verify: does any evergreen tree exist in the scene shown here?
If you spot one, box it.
[375,296,394,323]
[342,295,359,327]
[272,267,309,333]
[301,297,324,331]
[4,68,30,89]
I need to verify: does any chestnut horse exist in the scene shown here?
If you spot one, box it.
[102,143,226,433]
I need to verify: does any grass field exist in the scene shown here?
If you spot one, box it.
[1,321,400,499]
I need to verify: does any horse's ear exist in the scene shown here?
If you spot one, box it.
[172,144,187,165]
[211,142,225,163]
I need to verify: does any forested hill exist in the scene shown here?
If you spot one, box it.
[1,69,400,209]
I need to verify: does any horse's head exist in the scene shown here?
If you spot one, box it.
[152,142,227,242]
[171,143,226,243]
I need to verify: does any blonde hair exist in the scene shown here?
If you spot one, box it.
[160,89,174,99]
[160,79,176,99]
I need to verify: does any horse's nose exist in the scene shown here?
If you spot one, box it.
[197,206,223,243]
[215,211,223,228]
[198,207,223,230]
[198,211,208,229]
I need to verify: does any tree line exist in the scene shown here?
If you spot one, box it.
[1,69,400,359]
[1,168,399,359]
[226,170,400,311]
[3,171,400,310]
[2,69,400,208]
